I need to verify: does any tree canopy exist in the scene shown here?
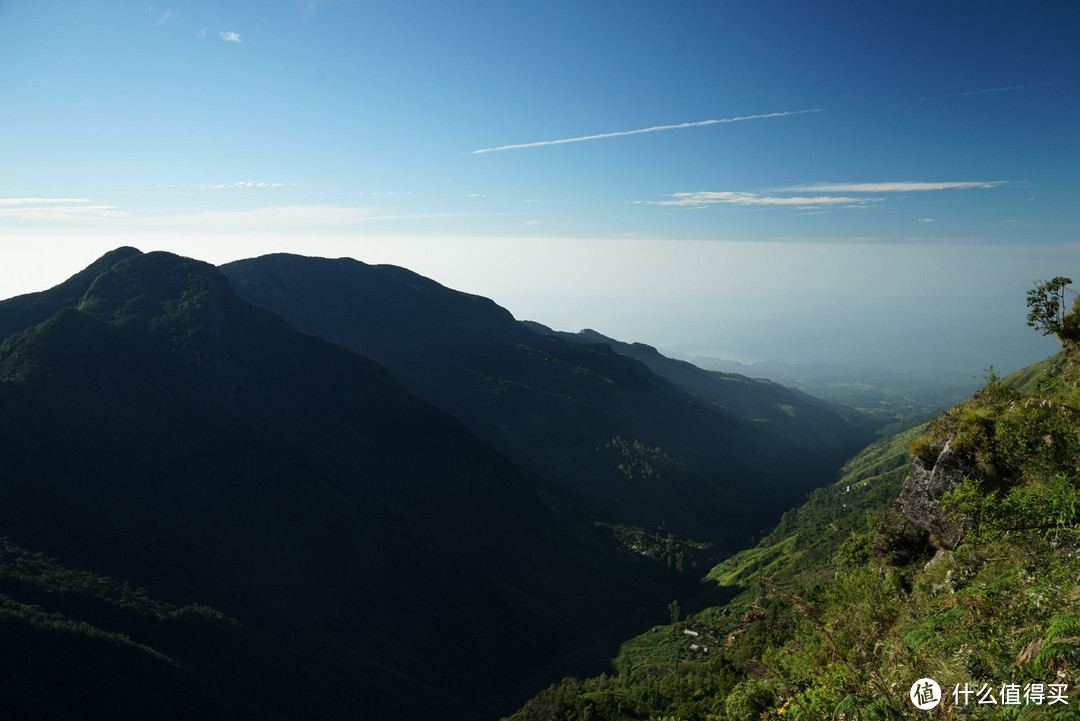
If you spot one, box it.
[1026,276,1073,338]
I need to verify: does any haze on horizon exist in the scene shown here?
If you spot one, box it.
[1,1,1075,382]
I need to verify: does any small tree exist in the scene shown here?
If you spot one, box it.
[667,599,681,634]
[724,679,775,721]
[1026,277,1072,337]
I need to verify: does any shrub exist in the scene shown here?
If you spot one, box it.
[724,679,775,721]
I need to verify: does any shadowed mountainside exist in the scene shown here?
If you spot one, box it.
[221,253,874,549]
[0,248,677,720]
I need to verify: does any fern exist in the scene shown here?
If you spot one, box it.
[832,693,903,721]
[1036,615,1080,669]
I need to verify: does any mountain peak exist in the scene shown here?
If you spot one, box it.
[0,246,144,341]
[76,249,230,329]
[0,249,302,405]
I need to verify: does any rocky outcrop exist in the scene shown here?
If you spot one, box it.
[872,440,977,564]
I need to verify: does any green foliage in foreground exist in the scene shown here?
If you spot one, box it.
[507,348,1080,721]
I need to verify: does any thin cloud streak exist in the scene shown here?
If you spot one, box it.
[0,197,91,205]
[472,109,820,154]
[776,181,1008,193]
[0,197,123,220]
[196,181,287,190]
[646,180,1006,211]
[0,204,125,220]
[650,191,869,208]
[955,81,1055,96]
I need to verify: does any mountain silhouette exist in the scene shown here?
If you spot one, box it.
[222,253,872,547]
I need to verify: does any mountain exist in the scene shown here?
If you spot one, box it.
[0,248,676,720]
[221,254,874,549]
[525,324,879,432]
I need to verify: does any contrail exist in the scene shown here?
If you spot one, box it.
[955,81,1054,97]
[471,109,821,154]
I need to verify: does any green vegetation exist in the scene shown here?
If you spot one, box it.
[506,298,1080,720]
[706,424,917,590]
[922,367,1080,483]
[0,538,231,623]
[596,522,714,574]
[0,538,235,666]
[1003,353,1066,394]
[506,426,916,721]
[606,437,678,482]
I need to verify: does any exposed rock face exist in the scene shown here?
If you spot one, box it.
[872,440,977,564]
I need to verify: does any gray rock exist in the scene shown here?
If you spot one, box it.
[872,441,976,564]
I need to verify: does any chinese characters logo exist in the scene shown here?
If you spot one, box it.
[909,678,1070,710]
[910,678,942,710]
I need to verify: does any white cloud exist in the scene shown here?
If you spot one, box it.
[524,220,541,225]
[158,9,172,24]
[0,198,125,220]
[918,218,935,223]
[775,181,1008,193]
[651,191,871,208]
[646,179,1008,212]
[219,30,241,42]
[196,181,287,190]
[0,197,90,205]
[472,109,820,154]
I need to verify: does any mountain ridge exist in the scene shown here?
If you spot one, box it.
[221,253,874,548]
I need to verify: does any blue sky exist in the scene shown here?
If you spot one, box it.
[1,1,1076,373]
